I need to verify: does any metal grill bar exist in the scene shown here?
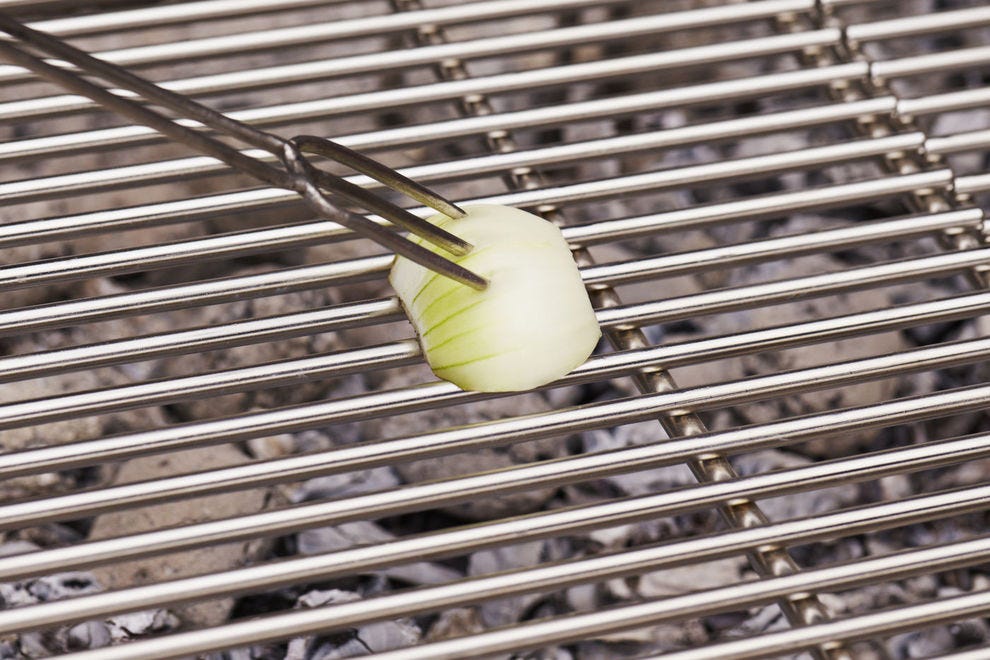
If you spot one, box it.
[898,86,990,118]
[27,0,352,38]
[0,32,848,163]
[1,436,988,639]
[1,382,985,588]
[5,330,990,532]
[0,0,631,84]
[0,123,917,206]
[4,289,990,477]
[846,6,990,42]
[3,0,990,657]
[3,210,979,384]
[872,45,990,81]
[0,92,895,182]
[652,590,990,660]
[0,0,814,121]
[0,198,967,336]
[52,539,990,660]
[0,136,933,282]
[0,438,984,602]
[0,169,949,289]
[956,173,990,196]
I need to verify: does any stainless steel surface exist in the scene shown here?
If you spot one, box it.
[1,0,990,658]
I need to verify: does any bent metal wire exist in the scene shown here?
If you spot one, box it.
[0,1,989,659]
[0,12,488,290]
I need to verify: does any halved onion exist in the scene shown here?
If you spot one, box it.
[389,204,601,392]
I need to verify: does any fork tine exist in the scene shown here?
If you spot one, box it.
[294,135,467,220]
[0,12,487,291]
[300,183,488,291]
[282,140,488,291]
[309,166,473,257]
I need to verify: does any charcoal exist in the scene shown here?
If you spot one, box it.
[0,564,177,656]
[0,572,101,611]
[293,467,401,503]
[363,365,568,520]
[66,621,112,651]
[469,541,549,628]
[731,450,859,521]
[635,557,745,600]
[105,609,180,641]
[15,633,49,659]
[425,607,486,642]
[0,369,104,501]
[723,603,790,638]
[246,434,297,460]
[710,255,912,459]
[564,582,598,613]
[584,617,710,654]
[581,421,695,498]
[153,280,343,421]
[296,521,460,586]
[6,2,990,658]
[89,444,276,628]
[884,585,990,660]
[0,541,39,558]
[286,590,420,659]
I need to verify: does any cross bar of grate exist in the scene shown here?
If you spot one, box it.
[2,0,990,658]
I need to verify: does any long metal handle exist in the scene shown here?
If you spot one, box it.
[0,12,485,288]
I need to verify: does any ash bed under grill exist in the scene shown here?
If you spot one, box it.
[1,0,990,658]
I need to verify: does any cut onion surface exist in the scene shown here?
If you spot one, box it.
[389,204,601,392]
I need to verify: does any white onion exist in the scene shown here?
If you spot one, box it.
[389,204,601,392]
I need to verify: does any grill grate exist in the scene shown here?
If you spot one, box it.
[1,0,989,658]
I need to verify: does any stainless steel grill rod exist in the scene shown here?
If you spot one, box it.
[0,0,815,122]
[1,1,990,656]
[3,302,990,533]
[897,86,990,119]
[955,173,990,196]
[594,247,990,327]
[54,537,990,660]
[27,0,350,38]
[0,300,404,383]
[401,1,863,645]
[0,213,972,343]
[0,59,865,164]
[0,461,987,622]
[5,245,990,431]
[2,438,989,637]
[0,99,910,193]
[653,590,990,660]
[1,108,918,204]
[873,45,990,81]
[9,17,987,157]
[2,382,987,590]
[927,128,990,156]
[1,93,892,165]
[7,36,980,166]
[0,257,393,337]
[0,135,935,286]
[0,0,632,85]
[0,160,936,265]
[3,210,981,384]
[0,63,869,164]
[846,6,990,42]
[580,207,981,285]
[7,288,990,478]
[0,32,845,203]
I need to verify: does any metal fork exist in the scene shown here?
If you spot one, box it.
[0,12,488,290]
